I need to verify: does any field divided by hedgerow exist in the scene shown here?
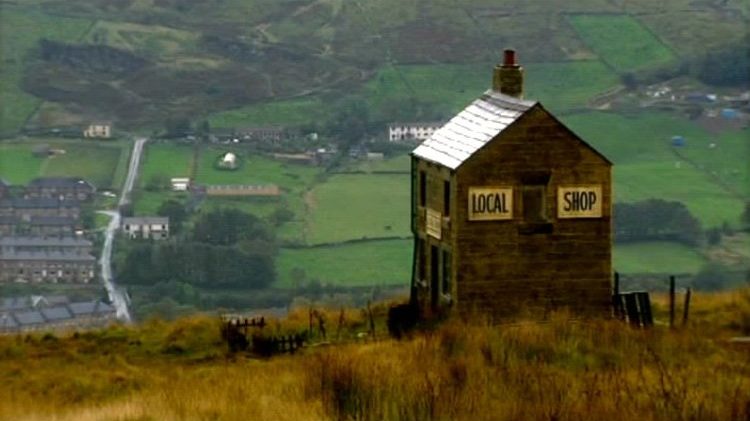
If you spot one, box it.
[567,14,676,72]
[305,174,411,245]
[564,111,747,227]
[276,239,412,288]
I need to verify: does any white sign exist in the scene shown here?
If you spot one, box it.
[557,186,602,218]
[426,209,442,239]
[468,187,513,221]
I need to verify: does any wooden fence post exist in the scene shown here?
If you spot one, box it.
[682,288,691,327]
[669,275,676,329]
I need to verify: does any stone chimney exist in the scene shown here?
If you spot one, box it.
[492,49,524,98]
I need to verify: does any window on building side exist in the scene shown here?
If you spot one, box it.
[418,238,426,281]
[443,180,450,216]
[419,171,426,207]
[442,250,451,295]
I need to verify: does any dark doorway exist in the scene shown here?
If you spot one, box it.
[431,245,439,309]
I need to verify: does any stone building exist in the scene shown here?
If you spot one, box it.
[122,216,169,240]
[0,251,96,283]
[83,122,112,139]
[0,198,81,221]
[0,236,96,283]
[25,177,95,201]
[0,296,115,333]
[388,122,443,142]
[410,50,612,321]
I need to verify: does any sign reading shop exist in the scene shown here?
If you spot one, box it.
[468,187,513,221]
[557,185,602,218]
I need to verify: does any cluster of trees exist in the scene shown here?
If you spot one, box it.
[614,199,702,245]
[117,208,276,289]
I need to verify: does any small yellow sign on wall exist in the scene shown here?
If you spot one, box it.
[468,187,513,221]
[426,208,442,239]
[557,186,602,218]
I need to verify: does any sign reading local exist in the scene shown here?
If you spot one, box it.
[557,186,602,218]
[468,187,513,221]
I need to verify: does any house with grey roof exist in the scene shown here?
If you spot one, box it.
[0,296,115,333]
[122,216,169,240]
[0,198,80,221]
[25,177,95,201]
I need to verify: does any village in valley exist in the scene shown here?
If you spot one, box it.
[1,0,750,331]
[1,0,750,420]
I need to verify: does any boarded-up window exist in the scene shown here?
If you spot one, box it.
[523,185,547,222]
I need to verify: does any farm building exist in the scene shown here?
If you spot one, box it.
[218,152,238,169]
[170,178,191,191]
[388,122,444,142]
[410,50,613,321]
[83,122,112,139]
[203,184,280,197]
[122,216,169,240]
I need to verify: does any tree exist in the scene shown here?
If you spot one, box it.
[742,202,750,231]
[193,208,273,247]
[165,117,192,138]
[614,199,703,246]
[157,199,187,234]
[326,96,370,146]
[145,173,170,192]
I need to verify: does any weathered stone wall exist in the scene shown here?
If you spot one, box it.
[453,105,612,321]
[412,104,612,321]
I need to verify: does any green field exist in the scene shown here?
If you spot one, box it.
[0,144,46,185]
[563,111,746,227]
[352,155,411,173]
[614,242,707,274]
[84,20,199,59]
[306,174,411,244]
[0,140,126,188]
[207,97,329,128]
[195,149,320,191]
[138,143,194,186]
[363,60,619,120]
[0,7,92,134]
[275,239,412,288]
[276,239,705,288]
[568,15,676,72]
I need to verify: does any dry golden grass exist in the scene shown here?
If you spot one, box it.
[1,288,749,421]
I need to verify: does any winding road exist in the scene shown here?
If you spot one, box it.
[97,137,147,322]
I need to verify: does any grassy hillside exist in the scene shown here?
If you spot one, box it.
[0,8,92,134]
[1,0,747,132]
[0,288,748,421]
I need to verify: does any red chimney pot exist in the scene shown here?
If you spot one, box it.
[503,49,517,67]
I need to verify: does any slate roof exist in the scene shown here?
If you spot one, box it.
[0,215,19,225]
[69,301,113,316]
[412,90,536,169]
[0,313,18,329]
[0,236,92,248]
[29,216,78,226]
[28,177,95,191]
[41,306,72,321]
[0,250,96,262]
[122,216,169,226]
[0,198,80,209]
[0,298,115,331]
[14,310,45,325]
